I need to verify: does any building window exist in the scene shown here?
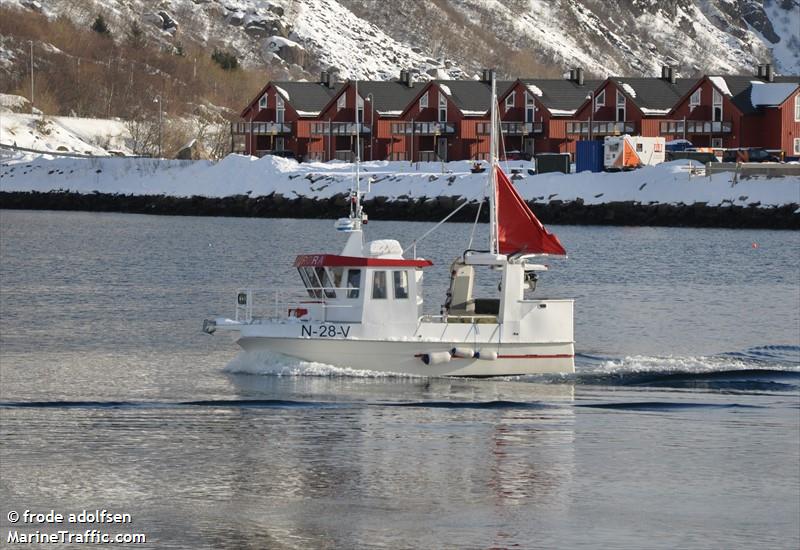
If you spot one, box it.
[259,94,267,109]
[689,89,701,111]
[357,95,364,124]
[505,91,515,111]
[337,93,346,112]
[712,89,723,122]
[794,138,800,155]
[711,138,723,148]
[346,269,361,298]
[393,271,409,299]
[595,89,605,109]
[525,93,536,123]
[616,90,625,122]
[420,91,428,109]
[276,95,285,123]
[795,95,800,122]
[438,94,447,122]
[372,271,387,299]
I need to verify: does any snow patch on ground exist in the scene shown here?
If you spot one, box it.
[1,153,798,210]
[0,113,132,155]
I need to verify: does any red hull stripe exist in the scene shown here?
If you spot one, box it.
[295,254,433,268]
[412,353,573,359]
[498,354,574,359]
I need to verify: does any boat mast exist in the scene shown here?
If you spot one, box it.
[488,72,499,255]
[351,79,362,225]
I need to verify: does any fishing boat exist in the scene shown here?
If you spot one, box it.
[203,76,574,377]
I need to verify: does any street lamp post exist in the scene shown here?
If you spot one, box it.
[30,41,34,114]
[586,92,593,142]
[366,93,374,161]
[153,95,163,158]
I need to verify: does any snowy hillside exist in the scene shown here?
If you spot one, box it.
[0,0,797,84]
[2,152,798,210]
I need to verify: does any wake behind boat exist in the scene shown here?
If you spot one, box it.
[203,76,574,377]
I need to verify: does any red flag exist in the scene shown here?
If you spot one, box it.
[496,168,566,256]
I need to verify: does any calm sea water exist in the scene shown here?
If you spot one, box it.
[1,210,798,549]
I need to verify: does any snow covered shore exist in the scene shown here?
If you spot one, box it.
[2,152,799,210]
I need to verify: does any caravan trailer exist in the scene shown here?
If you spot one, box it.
[604,135,666,170]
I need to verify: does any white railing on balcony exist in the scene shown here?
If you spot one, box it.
[566,121,636,135]
[476,122,542,134]
[660,120,733,134]
[231,121,292,135]
[310,122,371,135]
[390,122,456,135]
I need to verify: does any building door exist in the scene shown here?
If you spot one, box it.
[437,137,448,161]
[712,89,723,122]
[275,136,285,152]
[524,138,535,157]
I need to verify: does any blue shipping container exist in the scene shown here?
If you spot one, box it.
[576,140,603,173]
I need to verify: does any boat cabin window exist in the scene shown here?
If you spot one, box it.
[372,271,388,299]
[329,267,344,288]
[314,267,336,298]
[298,267,322,299]
[346,269,361,299]
[393,271,409,299]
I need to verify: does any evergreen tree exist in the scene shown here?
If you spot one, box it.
[127,21,145,49]
[211,49,238,70]
[91,14,111,37]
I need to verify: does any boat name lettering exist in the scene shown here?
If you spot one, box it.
[300,325,351,338]
[297,255,325,266]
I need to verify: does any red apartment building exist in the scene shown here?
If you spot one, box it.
[233,66,800,161]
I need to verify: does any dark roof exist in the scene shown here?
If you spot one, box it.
[434,80,514,114]
[705,75,800,114]
[519,79,603,113]
[611,77,699,111]
[271,81,345,115]
[354,81,427,114]
[433,80,515,114]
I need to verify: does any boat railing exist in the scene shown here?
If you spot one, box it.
[234,287,356,323]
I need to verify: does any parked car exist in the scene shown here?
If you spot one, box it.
[722,148,781,163]
[503,150,532,161]
[665,139,694,152]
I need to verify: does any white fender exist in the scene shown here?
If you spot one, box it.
[451,347,476,358]
[421,351,452,365]
[476,350,498,361]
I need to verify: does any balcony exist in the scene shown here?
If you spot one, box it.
[231,121,292,135]
[659,120,732,135]
[390,122,456,135]
[474,122,543,135]
[310,122,371,135]
[566,121,636,136]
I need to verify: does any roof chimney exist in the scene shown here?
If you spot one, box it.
[764,63,774,82]
[575,67,584,86]
[480,68,495,83]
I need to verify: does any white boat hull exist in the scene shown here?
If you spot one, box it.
[234,334,573,377]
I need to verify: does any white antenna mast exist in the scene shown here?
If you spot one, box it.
[353,79,362,224]
[488,71,499,255]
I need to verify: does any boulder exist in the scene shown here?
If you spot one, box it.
[21,0,42,11]
[227,11,245,26]
[158,11,178,30]
[143,12,164,28]
[175,139,209,161]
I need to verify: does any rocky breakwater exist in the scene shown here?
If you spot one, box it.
[1,191,797,230]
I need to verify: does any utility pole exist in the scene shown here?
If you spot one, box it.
[153,95,163,158]
[30,41,34,114]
